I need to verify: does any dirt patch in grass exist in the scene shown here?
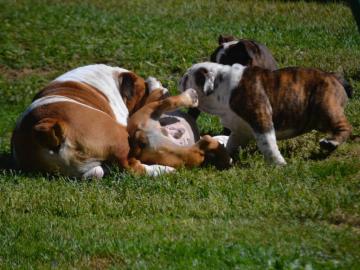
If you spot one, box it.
[329,210,360,228]
[78,255,127,270]
[0,65,55,80]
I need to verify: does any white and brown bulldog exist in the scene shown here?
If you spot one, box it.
[180,62,353,165]
[11,64,176,178]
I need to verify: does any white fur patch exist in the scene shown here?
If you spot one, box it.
[212,135,229,146]
[229,64,246,91]
[254,129,286,165]
[180,62,245,123]
[55,64,129,126]
[146,76,168,95]
[82,166,104,179]
[144,164,175,176]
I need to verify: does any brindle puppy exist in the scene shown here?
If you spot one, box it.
[180,62,352,165]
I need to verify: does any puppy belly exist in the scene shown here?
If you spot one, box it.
[275,129,299,140]
[160,115,196,146]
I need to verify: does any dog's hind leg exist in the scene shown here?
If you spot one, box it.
[319,112,352,151]
[318,81,352,151]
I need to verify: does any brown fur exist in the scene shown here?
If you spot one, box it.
[34,81,116,118]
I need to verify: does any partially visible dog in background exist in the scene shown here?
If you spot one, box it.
[211,35,278,70]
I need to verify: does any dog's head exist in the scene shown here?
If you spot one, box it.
[179,62,245,116]
[200,135,232,170]
[210,35,278,71]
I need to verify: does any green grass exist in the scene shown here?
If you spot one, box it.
[0,0,360,269]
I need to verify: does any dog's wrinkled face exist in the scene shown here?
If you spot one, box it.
[180,62,221,114]
[180,62,222,94]
[179,62,245,116]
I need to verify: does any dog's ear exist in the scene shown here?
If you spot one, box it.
[119,72,147,114]
[218,35,236,45]
[179,74,188,92]
[33,118,65,151]
[195,67,215,96]
[118,72,136,102]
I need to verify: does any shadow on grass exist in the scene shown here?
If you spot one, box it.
[0,152,14,170]
[308,150,333,161]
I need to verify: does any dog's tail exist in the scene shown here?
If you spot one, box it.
[333,73,353,98]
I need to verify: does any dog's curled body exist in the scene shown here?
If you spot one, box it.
[11,64,175,178]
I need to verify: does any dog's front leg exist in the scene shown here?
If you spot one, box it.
[149,88,198,119]
[253,128,286,165]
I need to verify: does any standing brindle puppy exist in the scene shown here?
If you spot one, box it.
[180,62,352,165]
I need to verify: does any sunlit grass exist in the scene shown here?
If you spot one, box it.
[0,0,359,268]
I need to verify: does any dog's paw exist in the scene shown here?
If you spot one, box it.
[319,138,339,151]
[146,76,168,94]
[212,135,229,147]
[144,164,175,176]
[183,88,198,107]
[82,166,104,179]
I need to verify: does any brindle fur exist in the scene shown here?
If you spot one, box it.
[229,66,352,155]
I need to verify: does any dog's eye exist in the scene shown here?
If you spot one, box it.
[139,141,147,148]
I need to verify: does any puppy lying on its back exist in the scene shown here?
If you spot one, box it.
[180,62,352,165]
[127,78,231,170]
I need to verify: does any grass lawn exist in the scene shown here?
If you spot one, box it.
[1,0,360,269]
